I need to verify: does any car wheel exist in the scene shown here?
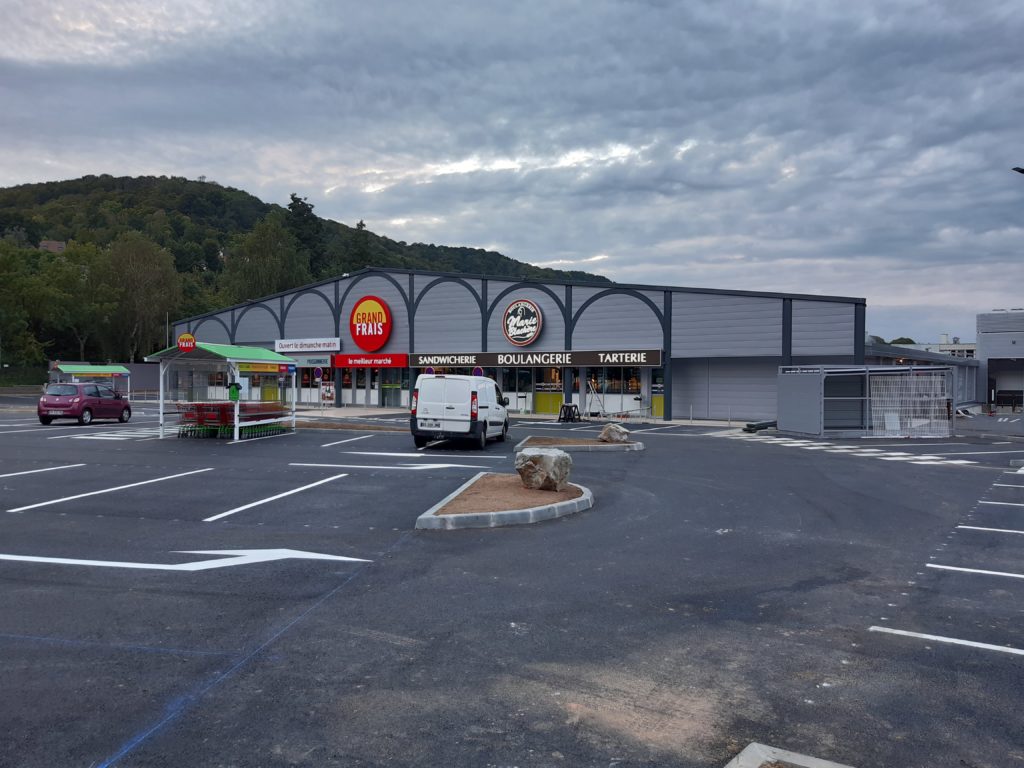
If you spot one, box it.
[78,408,93,426]
[119,407,132,423]
[414,435,428,448]
[38,415,52,425]
[476,427,487,450]
[498,421,509,442]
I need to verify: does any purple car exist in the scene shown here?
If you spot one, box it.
[38,382,132,425]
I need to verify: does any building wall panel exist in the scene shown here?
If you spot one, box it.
[671,293,782,357]
[792,301,855,355]
[413,280,483,352]
[486,284,566,352]
[233,304,281,344]
[282,290,337,339]
[340,275,411,353]
[572,292,663,349]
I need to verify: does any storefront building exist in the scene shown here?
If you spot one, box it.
[174,267,865,421]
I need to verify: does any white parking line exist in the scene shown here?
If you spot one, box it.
[978,500,1024,507]
[342,451,505,459]
[926,563,1024,580]
[7,468,215,513]
[994,483,1024,489]
[931,450,1024,456]
[203,474,349,522]
[869,626,1024,657]
[321,435,374,448]
[0,464,86,479]
[957,525,1024,535]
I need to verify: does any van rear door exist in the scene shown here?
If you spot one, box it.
[440,377,472,434]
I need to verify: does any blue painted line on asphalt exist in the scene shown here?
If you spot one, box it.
[95,533,411,768]
[0,632,236,658]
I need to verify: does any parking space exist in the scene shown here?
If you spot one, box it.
[1,414,1023,766]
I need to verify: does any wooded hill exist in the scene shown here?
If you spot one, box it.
[0,175,607,366]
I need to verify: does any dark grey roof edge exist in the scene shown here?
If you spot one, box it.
[174,265,867,325]
[865,341,979,367]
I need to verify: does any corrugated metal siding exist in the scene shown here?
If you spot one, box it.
[671,359,710,418]
[190,317,231,343]
[671,293,782,357]
[670,358,779,420]
[977,312,1024,333]
[233,304,281,344]
[977,332,1024,360]
[414,280,482,352]
[572,293,663,349]
[340,276,410,353]
[792,301,855,355]
[487,285,566,352]
[283,290,337,339]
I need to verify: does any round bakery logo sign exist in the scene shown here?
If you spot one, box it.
[349,295,392,352]
[503,299,542,346]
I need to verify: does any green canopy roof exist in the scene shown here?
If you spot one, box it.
[144,342,295,365]
[56,364,130,375]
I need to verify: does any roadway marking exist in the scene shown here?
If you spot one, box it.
[321,435,374,448]
[0,548,369,571]
[978,500,1024,507]
[926,563,1024,580]
[342,451,505,459]
[7,468,215,513]
[0,463,86,479]
[290,462,490,471]
[869,626,1024,657]
[203,474,349,522]
[993,483,1024,489]
[957,525,1024,535]
[226,432,295,444]
[930,450,1024,456]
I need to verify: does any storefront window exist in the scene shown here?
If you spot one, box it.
[623,367,641,394]
[534,367,562,393]
[652,367,664,395]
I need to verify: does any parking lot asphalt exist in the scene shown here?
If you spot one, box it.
[1,411,1023,767]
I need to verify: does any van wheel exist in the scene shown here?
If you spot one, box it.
[414,435,428,448]
[476,427,487,450]
[78,409,93,426]
[498,421,509,442]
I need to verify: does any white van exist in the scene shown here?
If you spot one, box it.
[410,374,510,449]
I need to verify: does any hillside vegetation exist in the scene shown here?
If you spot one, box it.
[0,175,607,365]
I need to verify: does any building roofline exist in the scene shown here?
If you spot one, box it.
[174,266,867,325]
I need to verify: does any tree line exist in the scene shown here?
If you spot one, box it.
[0,175,606,367]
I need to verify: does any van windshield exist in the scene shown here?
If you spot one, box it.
[45,384,77,396]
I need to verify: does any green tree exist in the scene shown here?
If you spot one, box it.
[222,211,310,302]
[108,231,181,361]
[0,242,49,363]
[285,193,324,275]
[889,336,916,345]
[39,242,120,360]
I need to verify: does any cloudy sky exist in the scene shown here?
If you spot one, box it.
[2,0,1022,342]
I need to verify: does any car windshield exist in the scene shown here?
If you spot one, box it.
[44,384,78,396]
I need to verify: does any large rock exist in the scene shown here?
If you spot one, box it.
[515,448,573,491]
[598,423,631,443]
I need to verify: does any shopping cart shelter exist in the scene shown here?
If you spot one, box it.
[144,342,297,440]
[172,267,870,422]
[778,365,955,438]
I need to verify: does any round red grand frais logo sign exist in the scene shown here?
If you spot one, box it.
[349,296,392,352]
[503,298,542,346]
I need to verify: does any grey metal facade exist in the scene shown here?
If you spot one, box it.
[175,267,866,421]
[976,310,1024,407]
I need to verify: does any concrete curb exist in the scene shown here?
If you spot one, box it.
[723,742,856,768]
[513,437,645,453]
[415,472,593,530]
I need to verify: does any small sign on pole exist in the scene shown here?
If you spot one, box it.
[313,366,324,381]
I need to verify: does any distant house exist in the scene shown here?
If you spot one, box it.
[891,334,976,359]
[38,240,66,253]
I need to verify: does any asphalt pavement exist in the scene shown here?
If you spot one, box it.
[0,410,1022,767]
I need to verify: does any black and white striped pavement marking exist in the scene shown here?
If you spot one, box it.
[719,433,977,466]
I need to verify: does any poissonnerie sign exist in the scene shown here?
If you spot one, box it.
[411,349,662,367]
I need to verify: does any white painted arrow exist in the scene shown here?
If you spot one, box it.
[0,548,371,572]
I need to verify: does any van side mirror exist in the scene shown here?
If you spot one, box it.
[501,396,509,406]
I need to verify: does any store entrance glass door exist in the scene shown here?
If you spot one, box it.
[501,368,534,413]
